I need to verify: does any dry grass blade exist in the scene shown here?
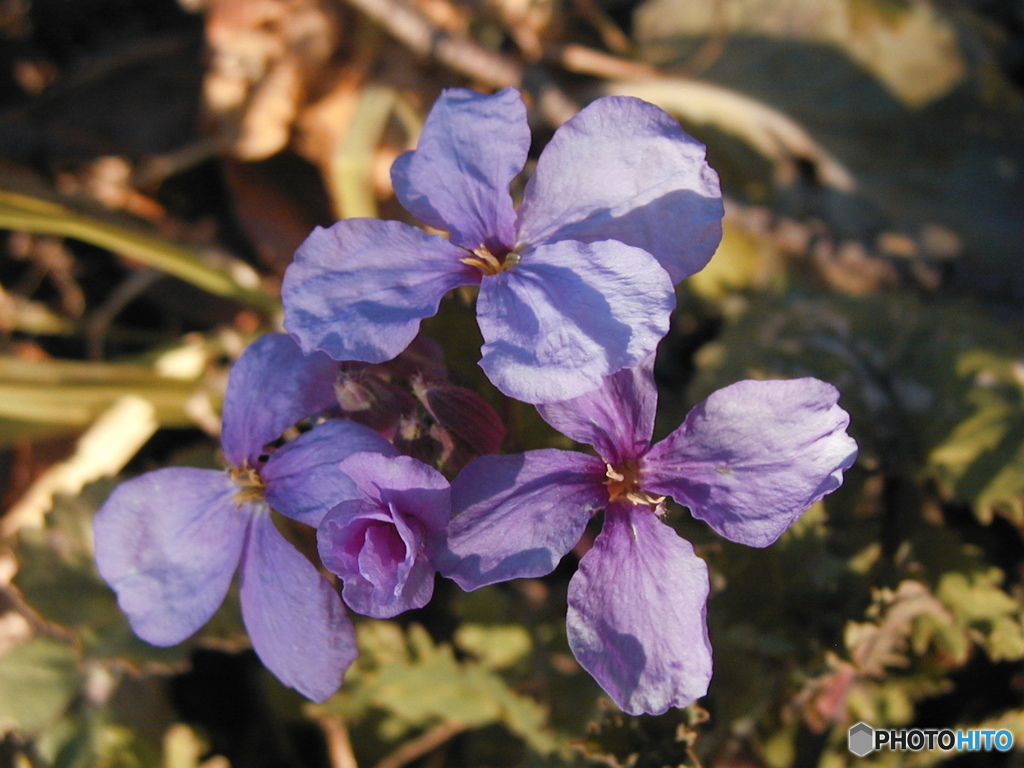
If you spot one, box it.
[0,189,278,313]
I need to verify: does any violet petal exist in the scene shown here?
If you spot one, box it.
[283,219,476,364]
[262,419,398,527]
[516,95,723,284]
[643,378,858,547]
[476,239,674,404]
[93,468,245,646]
[440,450,607,590]
[566,502,712,715]
[391,87,528,252]
[221,333,340,467]
[537,353,658,465]
[238,513,356,702]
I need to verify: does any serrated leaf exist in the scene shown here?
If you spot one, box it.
[573,704,708,768]
[936,568,1024,661]
[928,353,1024,526]
[321,621,557,754]
[454,624,532,670]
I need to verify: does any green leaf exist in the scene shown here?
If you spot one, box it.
[928,352,1024,526]
[936,568,1024,662]
[318,621,558,755]
[454,624,532,670]
[0,637,82,734]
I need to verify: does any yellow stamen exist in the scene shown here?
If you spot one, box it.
[230,463,265,505]
[604,459,666,511]
[459,246,520,276]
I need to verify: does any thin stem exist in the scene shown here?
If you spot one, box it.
[371,721,466,768]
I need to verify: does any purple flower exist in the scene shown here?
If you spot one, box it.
[283,88,723,404]
[93,334,397,702]
[318,453,451,618]
[439,357,858,714]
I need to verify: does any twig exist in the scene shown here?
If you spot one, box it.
[317,714,360,768]
[569,0,631,54]
[676,0,728,77]
[84,266,164,359]
[551,43,663,81]
[345,0,520,86]
[132,133,238,188]
[338,0,578,124]
[371,720,467,768]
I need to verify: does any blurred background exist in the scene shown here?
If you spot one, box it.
[0,0,1022,766]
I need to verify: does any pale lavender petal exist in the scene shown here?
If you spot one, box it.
[392,88,528,252]
[221,333,340,467]
[261,419,399,527]
[318,499,435,618]
[93,468,245,646]
[566,502,712,715]
[516,96,723,284]
[476,240,675,404]
[336,452,451,535]
[643,378,858,547]
[537,353,658,465]
[239,514,356,702]
[283,219,476,365]
[439,450,607,590]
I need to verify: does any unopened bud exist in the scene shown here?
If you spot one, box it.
[334,365,416,435]
[414,380,506,456]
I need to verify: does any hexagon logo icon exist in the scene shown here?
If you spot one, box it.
[849,722,875,757]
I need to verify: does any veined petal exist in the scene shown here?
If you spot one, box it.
[566,502,712,715]
[643,378,858,547]
[337,452,451,536]
[537,353,657,464]
[262,419,399,527]
[476,240,674,404]
[93,468,245,647]
[516,96,723,284]
[392,88,528,252]
[283,219,475,365]
[222,333,340,468]
[239,514,357,703]
[440,450,607,590]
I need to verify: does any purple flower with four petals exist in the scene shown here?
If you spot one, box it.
[283,87,723,404]
[439,357,858,714]
[94,334,398,702]
[318,452,451,618]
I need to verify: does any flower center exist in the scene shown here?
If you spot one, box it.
[459,245,520,276]
[230,463,265,505]
[604,459,666,511]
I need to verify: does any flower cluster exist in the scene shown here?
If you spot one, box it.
[95,88,857,713]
